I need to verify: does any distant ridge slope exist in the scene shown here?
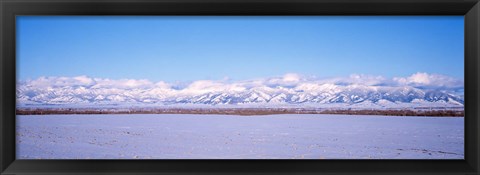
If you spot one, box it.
[16,73,464,109]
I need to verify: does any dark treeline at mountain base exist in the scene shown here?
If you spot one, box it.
[16,107,464,117]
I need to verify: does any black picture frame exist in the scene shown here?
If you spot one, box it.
[1,0,479,174]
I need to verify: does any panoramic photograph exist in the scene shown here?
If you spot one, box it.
[16,16,464,159]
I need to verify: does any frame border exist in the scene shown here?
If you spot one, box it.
[1,0,479,174]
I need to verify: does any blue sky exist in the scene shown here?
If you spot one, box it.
[17,16,464,82]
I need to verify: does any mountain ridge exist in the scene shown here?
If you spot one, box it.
[17,81,464,108]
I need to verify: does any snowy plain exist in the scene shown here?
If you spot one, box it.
[16,114,464,159]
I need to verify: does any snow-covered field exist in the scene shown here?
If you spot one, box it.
[16,114,464,159]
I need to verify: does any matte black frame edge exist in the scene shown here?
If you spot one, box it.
[465,2,480,175]
[1,0,479,175]
[1,0,16,174]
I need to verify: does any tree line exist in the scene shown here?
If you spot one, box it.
[16,107,464,117]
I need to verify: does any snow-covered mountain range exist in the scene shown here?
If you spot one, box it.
[16,73,464,109]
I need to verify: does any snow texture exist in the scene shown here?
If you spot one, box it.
[16,114,464,159]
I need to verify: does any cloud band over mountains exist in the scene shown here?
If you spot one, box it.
[20,72,463,90]
[16,73,464,107]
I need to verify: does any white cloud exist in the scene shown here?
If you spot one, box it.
[21,76,174,90]
[181,80,247,94]
[283,73,301,82]
[265,73,305,86]
[91,78,155,89]
[155,81,171,89]
[73,76,95,85]
[15,72,466,106]
[393,72,463,88]
[322,74,387,86]
[20,73,463,92]
[182,80,222,93]
[27,76,96,88]
[17,73,463,105]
